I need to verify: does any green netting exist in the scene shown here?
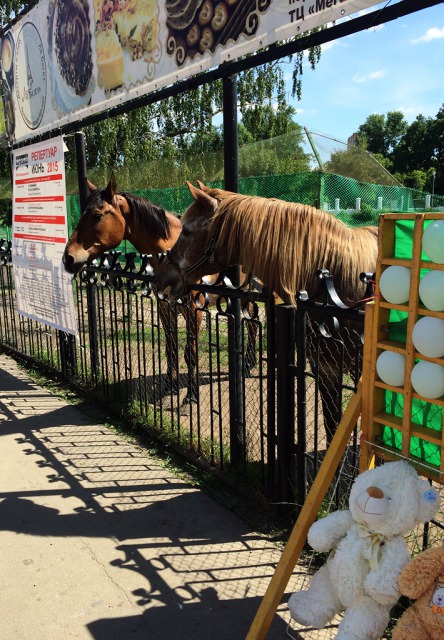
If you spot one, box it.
[61,172,444,255]
[3,170,444,243]
[384,218,442,467]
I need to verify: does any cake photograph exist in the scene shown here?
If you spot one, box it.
[93,0,160,92]
[47,0,95,114]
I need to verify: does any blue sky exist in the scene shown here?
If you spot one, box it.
[284,2,444,143]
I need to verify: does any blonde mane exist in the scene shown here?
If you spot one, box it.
[208,192,378,305]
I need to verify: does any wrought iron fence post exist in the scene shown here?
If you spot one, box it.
[57,132,89,379]
[276,304,296,518]
[75,131,99,381]
[266,292,276,495]
[59,331,76,378]
[223,75,244,466]
[295,301,308,517]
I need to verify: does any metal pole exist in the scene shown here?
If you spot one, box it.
[74,131,98,380]
[432,170,436,208]
[276,305,296,519]
[295,306,307,516]
[75,131,89,209]
[223,75,243,466]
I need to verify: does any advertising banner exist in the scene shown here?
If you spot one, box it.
[1,0,381,145]
[12,136,78,334]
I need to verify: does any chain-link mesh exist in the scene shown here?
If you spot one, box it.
[60,169,444,259]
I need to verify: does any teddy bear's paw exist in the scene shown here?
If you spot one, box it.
[338,596,391,640]
[365,572,401,606]
[288,591,336,629]
[365,576,399,606]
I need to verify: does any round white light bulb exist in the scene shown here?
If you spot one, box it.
[412,316,444,358]
[379,266,411,304]
[376,350,405,387]
[411,361,444,399]
[419,270,444,311]
[422,220,444,264]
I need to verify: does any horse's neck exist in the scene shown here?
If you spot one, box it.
[125,211,182,257]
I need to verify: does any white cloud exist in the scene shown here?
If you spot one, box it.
[321,40,338,52]
[412,27,444,44]
[352,70,385,83]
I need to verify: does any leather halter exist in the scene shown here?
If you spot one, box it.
[165,231,225,283]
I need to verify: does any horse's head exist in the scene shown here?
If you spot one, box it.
[63,174,130,274]
[155,181,225,299]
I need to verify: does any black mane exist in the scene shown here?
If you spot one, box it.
[120,191,171,241]
[85,188,172,241]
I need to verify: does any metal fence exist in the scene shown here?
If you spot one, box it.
[1,239,443,549]
[0,239,372,520]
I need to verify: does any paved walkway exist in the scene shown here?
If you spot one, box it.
[0,353,297,639]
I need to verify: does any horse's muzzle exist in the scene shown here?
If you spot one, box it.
[62,252,83,275]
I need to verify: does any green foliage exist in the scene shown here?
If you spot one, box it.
[350,203,377,224]
[357,111,408,157]
[0,0,23,30]
[323,146,399,186]
[0,197,12,226]
[328,105,444,196]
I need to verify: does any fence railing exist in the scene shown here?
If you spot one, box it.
[0,242,372,520]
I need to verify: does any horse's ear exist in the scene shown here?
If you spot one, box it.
[86,179,97,193]
[196,180,211,193]
[103,173,117,203]
[187,180,206,202]
[187,181,218,215]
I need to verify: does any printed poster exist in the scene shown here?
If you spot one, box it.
[12,136,78,335]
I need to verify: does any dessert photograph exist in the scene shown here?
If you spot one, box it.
[47,0,95,114]
[94,0,160,92]
[165,0,271,66]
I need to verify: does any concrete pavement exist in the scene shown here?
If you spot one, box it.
[0,353,297,639]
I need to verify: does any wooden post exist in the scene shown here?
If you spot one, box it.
[246,385,362,640]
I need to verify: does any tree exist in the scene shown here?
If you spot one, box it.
[78,64,313,188]
[357,111,408,158]
[392,106,444,194]
[0,1,22,28]
[323,146,399,186]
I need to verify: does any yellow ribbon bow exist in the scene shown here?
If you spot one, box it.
[357,525,386,570]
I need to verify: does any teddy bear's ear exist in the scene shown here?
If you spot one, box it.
[399,547,444,599]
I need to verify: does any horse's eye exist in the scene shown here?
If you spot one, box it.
[92,212,104,222]
[182,224,191,237]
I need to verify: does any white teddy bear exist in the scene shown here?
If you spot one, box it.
[288,460,441,640]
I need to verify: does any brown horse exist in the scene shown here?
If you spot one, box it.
[63,174,205,409]
[155,181,379,441]
[63,175,258,410]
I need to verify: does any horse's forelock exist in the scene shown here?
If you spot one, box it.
[82,188,104,213]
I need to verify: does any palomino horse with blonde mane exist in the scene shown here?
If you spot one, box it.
[155,181,379,441]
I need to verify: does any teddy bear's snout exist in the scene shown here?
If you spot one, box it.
[355,485,389,524]
[367,486,384,499]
